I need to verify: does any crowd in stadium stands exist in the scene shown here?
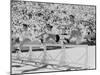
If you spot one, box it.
[11,1,96,45]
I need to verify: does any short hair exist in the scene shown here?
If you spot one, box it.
[46,24,53,29]
[69,15,75,19]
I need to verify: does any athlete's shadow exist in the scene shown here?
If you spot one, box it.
[22,64,48,73]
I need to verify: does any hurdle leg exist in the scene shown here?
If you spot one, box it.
[84,45,88,69]
[41,44,47,64]
[16,47,21,60]
[28,46,33,62]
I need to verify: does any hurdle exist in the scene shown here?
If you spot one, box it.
[12,34,88,70]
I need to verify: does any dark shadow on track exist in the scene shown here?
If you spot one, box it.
[22,65,48,73]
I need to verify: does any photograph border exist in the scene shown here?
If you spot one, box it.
[10,0,96,74]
